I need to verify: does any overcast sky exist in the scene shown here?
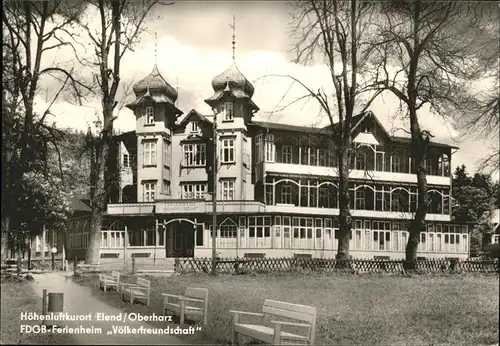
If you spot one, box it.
[33,1,498,179]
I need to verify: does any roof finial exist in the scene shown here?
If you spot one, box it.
[154,31,158,65]
[230,15,236,61]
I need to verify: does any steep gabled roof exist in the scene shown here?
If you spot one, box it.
[114,131,137,153]
[250,111,459,149]
[70,194,91,213]
[178,109,212,127]
[248,121,331,135]
[391,136,459,150]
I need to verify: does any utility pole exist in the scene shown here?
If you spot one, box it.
[211,109,218,276]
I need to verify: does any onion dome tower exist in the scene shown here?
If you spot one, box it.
[205,15,259,122]
[126,34,182,127]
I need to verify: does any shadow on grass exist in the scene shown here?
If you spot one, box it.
[1,275,75,345]
[73,272,500,345]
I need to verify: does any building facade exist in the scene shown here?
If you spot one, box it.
[65,56,470,261]
[491,209,499,244]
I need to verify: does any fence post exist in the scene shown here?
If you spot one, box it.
[132,256,136,274]
[174,258,180,273]
[449,258,458,273]
[73,256,78,275]
[41,289,47,325]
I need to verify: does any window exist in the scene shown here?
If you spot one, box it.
[310,148,317,166]
[163,180,170,195]
[221,180,235,200]
[318,149,328,166]
[425,158,433,175]
[281,185,292,204]
[143,141,157,166]
[221,138,235,163]
[196,225,203,246]
[145,220,156,246]
[392,155,401,173]
[355,190,365,210]
[143,182,156,202]
[492,235,499,244]
[189,121,199,133]
[220,225,237,238]
[265,185,273,205]
[122,153,130,168]
[182,184,206,199]
[145,106,154,124]
[255,134,264,163]
[224,102,233,121]
[300,146,309,165]
[183,143,206,167]
[163,140,171,167]
[282,145,292,164]
[265,134,275,162]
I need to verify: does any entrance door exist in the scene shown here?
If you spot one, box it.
[167,222,195,258]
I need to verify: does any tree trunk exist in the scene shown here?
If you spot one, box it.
[16,232,21,276]
[27,231,32,271]
[86,207,103,264]
[85,112,112,264]
[1,216,9,263]
[405,107,428,270]
[336,148,352,261]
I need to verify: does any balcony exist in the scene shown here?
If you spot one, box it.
[265,162,450,186]
[265,204,451,221]
[107,203,155,215]
[156,199,206,214]
[210,200,266,214]
[107,200,266,215]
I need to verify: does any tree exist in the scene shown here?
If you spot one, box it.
[452,165,496,256]
[364,0,494,268]
[266,0,380,260]
[75,0,171,264]
[2,0,89,261]
[461,6,500,174]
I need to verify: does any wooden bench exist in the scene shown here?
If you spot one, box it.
[230,299,316,345]
[76,263,101,273]
[120,277,151,306]
[99,271,120,292]
[162,287,209,326]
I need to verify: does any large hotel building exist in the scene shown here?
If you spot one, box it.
[58,52,469,261]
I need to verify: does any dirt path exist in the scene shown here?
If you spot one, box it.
[30,272,188,345]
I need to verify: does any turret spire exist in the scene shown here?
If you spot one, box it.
[230,15,236,61]
[154,31,158,65]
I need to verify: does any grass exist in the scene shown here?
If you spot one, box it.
[75,272,500,345]
[0,275,75,345]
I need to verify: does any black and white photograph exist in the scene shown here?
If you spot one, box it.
[1,0,499,345]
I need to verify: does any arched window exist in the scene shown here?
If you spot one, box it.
[428,191,443,214]
[391,189,409,213]
[318,184,338,208]
[355,186,374,210]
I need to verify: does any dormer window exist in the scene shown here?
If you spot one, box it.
[122,153,130,168]
[361,123,371,133]
[145,106,154,124]
[189,121,199,133]
[224,102,233,121]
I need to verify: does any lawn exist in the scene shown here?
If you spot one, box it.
[76,273,499,345]
[0,276,75,345]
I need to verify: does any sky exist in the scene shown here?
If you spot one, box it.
[32,1,498,179]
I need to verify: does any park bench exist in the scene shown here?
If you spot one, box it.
[99,271,121,292]
[230,299,316,345]
[162,287,209,326]
[120,277,151,306]
[76,263,101,273]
